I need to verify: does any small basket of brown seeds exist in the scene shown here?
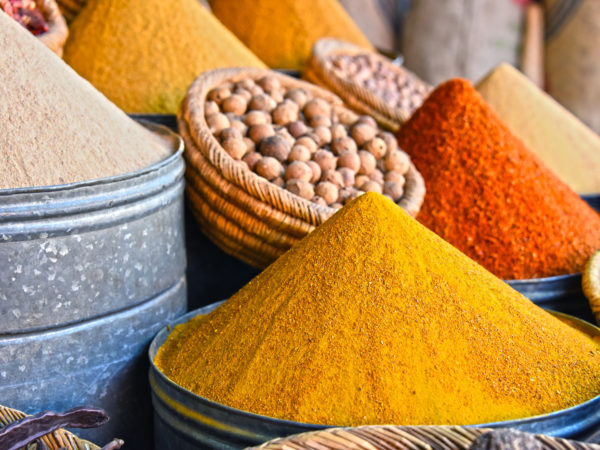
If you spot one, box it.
[304,38,432,131]
[179,67,425,268]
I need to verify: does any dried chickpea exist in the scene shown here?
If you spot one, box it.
[321,169,345,189]
[338,150,361,173]
[260,135,291,162]
[364,137,387,159]
[344,188,364,204]
[337,167,355,187]
[311,196,328,207]
[354,174,370,188]
[288,145,311,162]
[306,160,322,184]
[271,176,285,188]
[303,98,331,120]
[310,115,332,128]
[378,131,398,153]
[313,126,332,146]
[234,88,252,102]
[286,179,314,200]
[270,89,284,104]
[205,100,219,116]
[357,115,378,129]
[220,127,243,141]
[236,78,255,91]
[369,169,384,185]
[229,120,247,135]
[206,113,230,134]
[244,110,271,126]
[285,161,313,183]
[287,121,308,138]
[383,181,404,201]
[249,94,276,112]
[385,150,410,173]
[331,137,357,155]
[243,151,262,170]
[338,186,357,204]
[285,89,309,109]
[331,203,343,210]
[207,86,231,104]
[331,123,347,140]
[256,156,283,180]
[360,180,383,194]
[351,122,377,147]
[315,181,339,205]
[276,128,296,148]
[257,75,281,93]
[313,149,337,172]
[243,137,256,153]
[248,124,275,143]
[249,85,264,97]
[384,171,405,186]
[296,136,318,154]
[358,150,376,175]
[272,100,299,125]
[222,138,247,160]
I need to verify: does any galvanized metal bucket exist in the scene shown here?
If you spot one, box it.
[149,302,600,450]
[507,273,595,324]
[0,122,187,446]
[581,194,600,213]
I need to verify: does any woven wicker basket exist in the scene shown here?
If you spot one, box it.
[304,38,432,131]
[0,405,99,450]
[582,251,600,323]
[180,67,426,268]
[34,0,68,56]
[249,425,600,450]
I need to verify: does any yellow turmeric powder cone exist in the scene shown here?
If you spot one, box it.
[210,0,374,70]
[62,0,266,114]
[155,192,600,427]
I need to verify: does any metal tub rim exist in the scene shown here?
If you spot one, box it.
[149,302,600,445]
[0,120,183,198]
[505,272,580,286]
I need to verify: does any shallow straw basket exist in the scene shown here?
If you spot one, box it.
[582,251,600,323]
[248,425,600,450]
[55,0,85,22]
[0,405,99,450]
[179,67,426,268]
[35,0,69,56]
[304,38,432,131]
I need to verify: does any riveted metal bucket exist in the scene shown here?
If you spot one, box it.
[149,303,600,450]
[507,273,595,324]
[0,122,187,446]
[581,194,600,214]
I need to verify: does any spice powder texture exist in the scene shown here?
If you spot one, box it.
[155,193,600,426]
[63,0,266,114]
[397,79,600,280]
[210,0,373,70]
[0,12,170,189]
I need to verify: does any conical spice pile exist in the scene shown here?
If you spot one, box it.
[156,193,600,426]
[0,12,170,189]
[210,0,373,70]
[397,79,600,280]
[63,0,266,114]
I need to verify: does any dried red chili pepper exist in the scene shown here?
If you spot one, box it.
[397,79,600,280]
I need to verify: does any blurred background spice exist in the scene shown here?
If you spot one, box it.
[210,0,373,70]
[63,0,266,114]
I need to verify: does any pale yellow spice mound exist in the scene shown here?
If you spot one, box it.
[63,0,266,114]
[210,0,374,70]
[0,12,170,189]
[156,192,600,426]
[477,63,600,195]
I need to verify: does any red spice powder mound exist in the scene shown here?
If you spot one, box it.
[396,78,600,280]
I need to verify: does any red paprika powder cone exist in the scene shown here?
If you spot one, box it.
[397,78,600,280]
